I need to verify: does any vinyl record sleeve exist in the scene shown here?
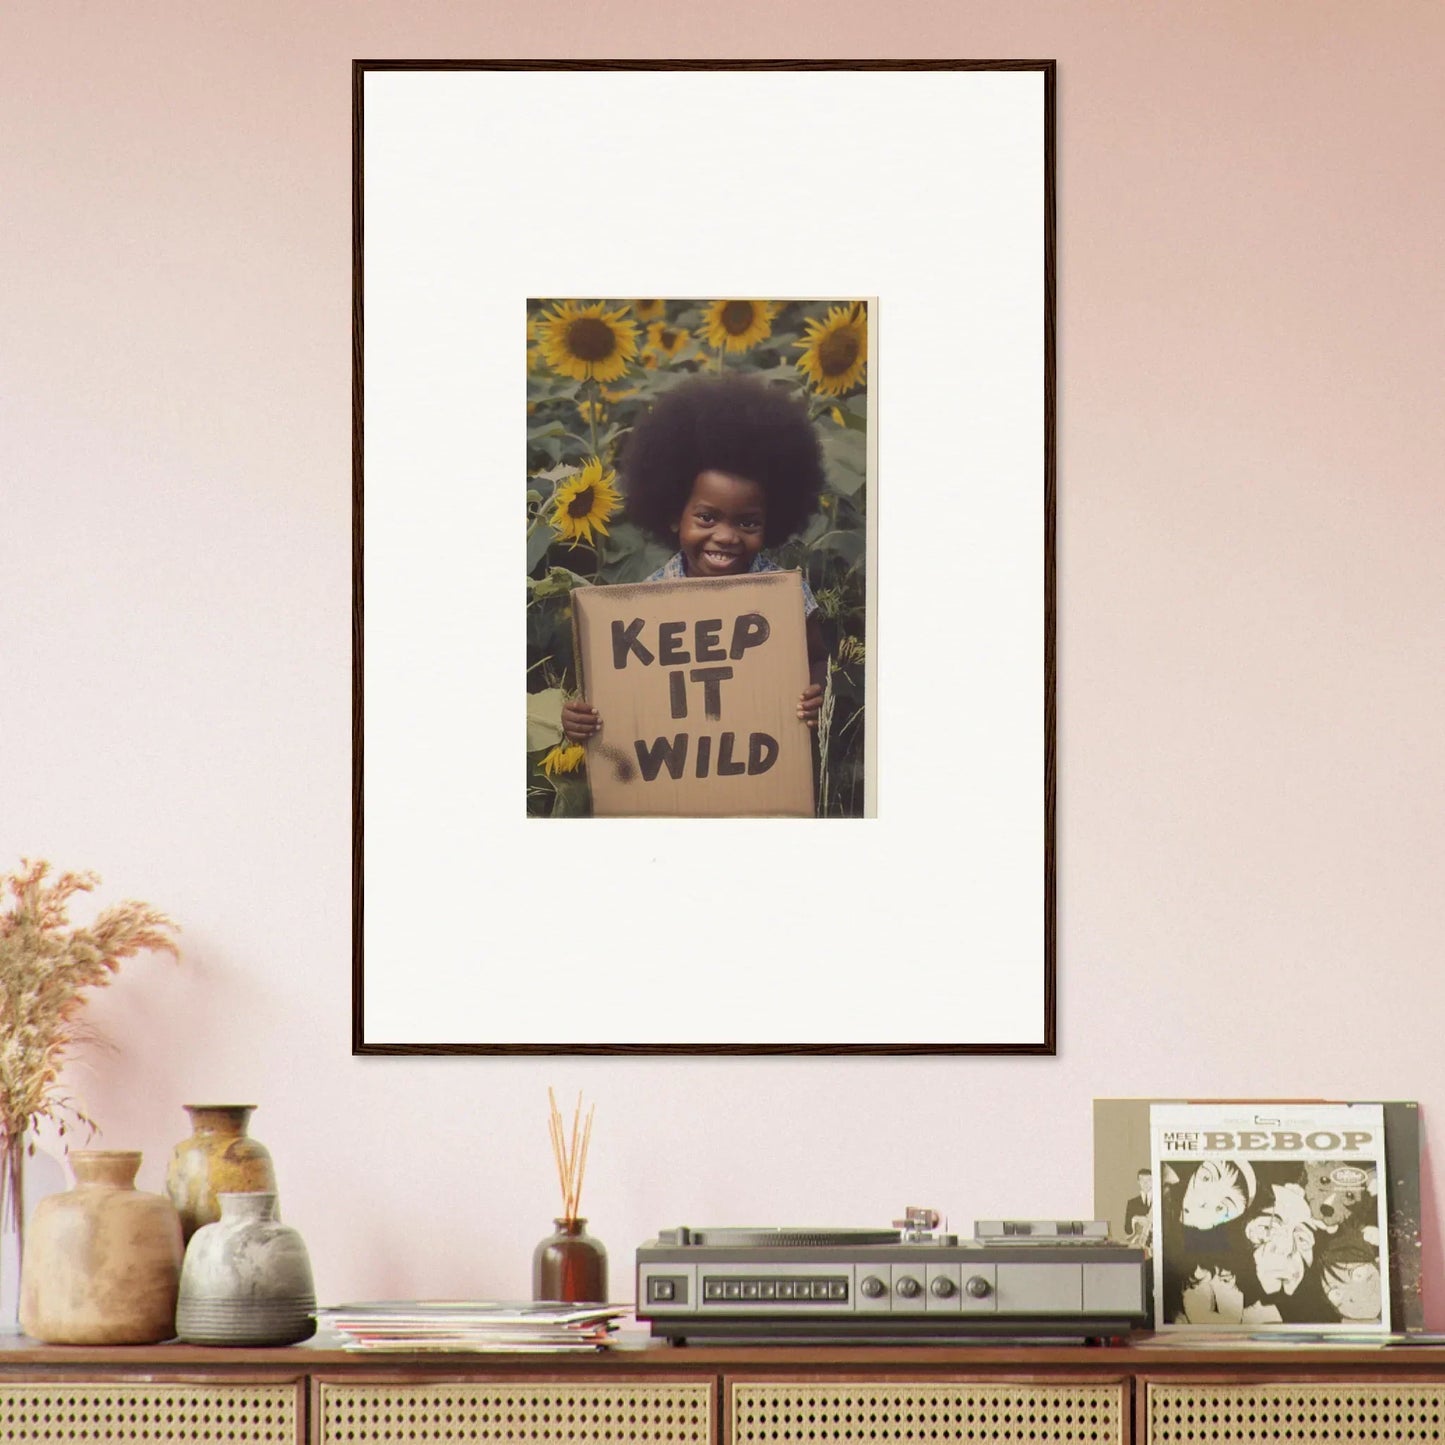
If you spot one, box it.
[1093,1098,1421,1332]
[1149,1102,1390,1334]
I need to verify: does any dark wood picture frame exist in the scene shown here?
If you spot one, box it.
[353,59,1056,1056]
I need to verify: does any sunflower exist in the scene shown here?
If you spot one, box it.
[645,320,690,362]
[576,397,606,426]
[631,299,666,322]
[550,457,621,546]
[700,299,774,353]
[795,302,868,396]
[537,301,639,383]
[539,742,586,777]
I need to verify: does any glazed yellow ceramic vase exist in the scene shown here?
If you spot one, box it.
[165,1104,278,1241]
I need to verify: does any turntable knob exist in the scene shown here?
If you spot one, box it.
[930,1276,957,1298]
[860,1275,887,1299]
[895,1275,922,1299]
[965,1274,992,1299]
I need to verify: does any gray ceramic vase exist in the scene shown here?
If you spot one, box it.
[175,1192,315,1346]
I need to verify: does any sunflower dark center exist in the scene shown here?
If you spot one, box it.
[660,328,678,348]
[721,301,756,335]
[566,317,617,362]
[567,486,596,518]
[818,327,861,377]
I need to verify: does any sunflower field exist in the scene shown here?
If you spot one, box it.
[526,298,869,818]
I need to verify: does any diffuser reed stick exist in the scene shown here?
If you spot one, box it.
[548,1087,594,1223]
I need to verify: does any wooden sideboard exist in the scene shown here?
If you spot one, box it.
[3,1334,1445,1443]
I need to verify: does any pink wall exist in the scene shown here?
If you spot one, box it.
[4,1,1443,1320]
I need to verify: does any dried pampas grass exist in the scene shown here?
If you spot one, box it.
[0,859,180,1231]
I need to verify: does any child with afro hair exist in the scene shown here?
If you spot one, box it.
[562,373,830,744]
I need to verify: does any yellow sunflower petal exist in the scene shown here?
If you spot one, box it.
[795,302,868,396]
[550,458,622,546]
[646,320,690,360]
[701,299,774,353]
[538,300,640,383]
[540,742,587,777]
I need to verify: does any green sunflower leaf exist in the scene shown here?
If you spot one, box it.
[597,538,673,584]
[808,530,866,566]
[800,510,833,546]
[821,428,866,497]
[528,567,590,600]
[596,521,645,563]
[526,520,556,574]
[526,687,566,751]
[549,772,591,817]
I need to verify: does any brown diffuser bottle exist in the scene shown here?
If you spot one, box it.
[533,1090,607,1303]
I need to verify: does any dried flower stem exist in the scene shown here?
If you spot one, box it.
[0,859,180,1236]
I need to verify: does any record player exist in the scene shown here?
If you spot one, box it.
[636,1208,1147,1343]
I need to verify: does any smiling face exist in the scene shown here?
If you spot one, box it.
[1179,1159,1252,1229]
[675,470,767,577]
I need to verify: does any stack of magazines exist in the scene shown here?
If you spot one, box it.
[317,1301,631,1352]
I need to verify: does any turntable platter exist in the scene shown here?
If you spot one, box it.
[670,1226,901,1247]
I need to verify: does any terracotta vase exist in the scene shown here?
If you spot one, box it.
[19,1150,183,1344]
[176,1192,315,1346]
[166,1104,277,1241]
[533,1217,608,1303]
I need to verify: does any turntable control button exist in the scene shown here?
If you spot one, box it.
[930,1276,957,1298]
[895,1275,923,1299]
[742,1280,760,1299]
[860,1275,886,1299]
[778,1281,796,1299]
[760,1281,777,1300]
[966,1274,992,1299]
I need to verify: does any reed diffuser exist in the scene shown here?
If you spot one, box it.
[532,1089,607,1304]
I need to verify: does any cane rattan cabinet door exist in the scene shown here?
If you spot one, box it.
[1146,1380,1445,1444]
[729,1379,1127,1445]
[0,1379,301,1444]
[317,1377,715,1444]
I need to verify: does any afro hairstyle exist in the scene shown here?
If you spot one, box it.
[620,374,826,548]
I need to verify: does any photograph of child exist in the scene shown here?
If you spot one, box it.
[525,299,871,819]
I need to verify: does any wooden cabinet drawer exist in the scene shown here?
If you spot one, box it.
[0,1379,302,1443]
[1146,1380,1445,1443]
[728,1379,1127,1444]
[316,1377,715,1444]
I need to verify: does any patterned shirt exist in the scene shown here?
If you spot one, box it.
[645,552,819,617]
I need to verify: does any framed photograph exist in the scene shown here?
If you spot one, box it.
[354,60,1055,1053]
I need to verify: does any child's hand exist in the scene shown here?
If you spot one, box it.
[562,699,600,743]
[797,683,823,730]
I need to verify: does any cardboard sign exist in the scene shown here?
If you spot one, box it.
[572,571,814,818]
